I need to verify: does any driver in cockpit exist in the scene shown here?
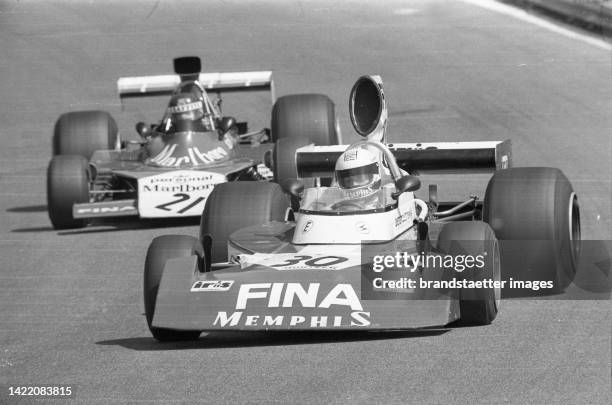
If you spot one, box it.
[332,147,385,210]
[161,92,214,133]
[158,86,239,150]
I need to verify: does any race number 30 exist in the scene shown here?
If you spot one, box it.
[270,255,349,268]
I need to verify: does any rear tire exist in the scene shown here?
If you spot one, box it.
[53,110,118,158]
[271,94,339,145]
[144,235,202,341]
[438,221,500,325]
[200,182,291,263]
[47,155,90,229]
[273,137,314,187]
[483,167,580,295]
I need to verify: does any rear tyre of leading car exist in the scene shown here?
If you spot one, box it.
[271,94,339,144]
[47,155,90,229]
[483,167,580,295]
[144,235,203,341]
[273,137,314,187]
[200,182,291,264]
[270,94,339,185]
[438,221,500,325]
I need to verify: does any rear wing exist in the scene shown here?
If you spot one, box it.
[296,140,512,178]
[117,71,275,103]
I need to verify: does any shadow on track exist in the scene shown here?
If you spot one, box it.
[11,226,55,233]
[10,217,200,234]
[388,105,440,117]
[96,329,449,351]
[501,240,611,299]
[7,204,48,213]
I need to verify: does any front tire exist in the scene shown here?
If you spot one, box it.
[47,155,90,229]
[438,221,500,325]
[144,235,202,341]
[484,167,580,295]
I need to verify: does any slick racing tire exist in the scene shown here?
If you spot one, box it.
[144,235,203,342]
[53,110,119,159]
[272,137,314,187]
[47,155,90,229]
[483,167,580,295]
[200,182,291,264]
[271,94,339,145]
[438,221,500,325]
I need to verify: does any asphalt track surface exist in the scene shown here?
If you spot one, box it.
[1,0,610,403]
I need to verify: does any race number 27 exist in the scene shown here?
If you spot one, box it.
[155,193,205,214]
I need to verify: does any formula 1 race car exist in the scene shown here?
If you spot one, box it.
[143,75,581,340]
[47,56,340,229]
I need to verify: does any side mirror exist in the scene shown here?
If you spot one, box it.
[281,178,303,212]
[393,175,421,199]
[219,117,237,133]
[281,178,304,197]
[349,75,387,141]
[263,149,273,169]
[135,122,151,137]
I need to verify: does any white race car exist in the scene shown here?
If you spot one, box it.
[142,75,580,341]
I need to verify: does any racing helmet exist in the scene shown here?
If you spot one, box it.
[164,93,210,132]
[335,147,382,199]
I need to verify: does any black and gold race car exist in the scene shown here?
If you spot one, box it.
[47,56,340,229]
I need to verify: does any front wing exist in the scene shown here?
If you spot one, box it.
[152,256,459,331]
[74,160,259,220]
